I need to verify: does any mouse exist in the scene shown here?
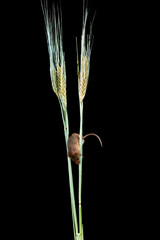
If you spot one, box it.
[67,133,103,165]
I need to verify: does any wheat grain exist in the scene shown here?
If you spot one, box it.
[57,66,67,106]
[79,55,88,102]
[50,65,59,98]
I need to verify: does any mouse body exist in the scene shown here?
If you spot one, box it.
[67,133,82,164]
[67,133,102,165]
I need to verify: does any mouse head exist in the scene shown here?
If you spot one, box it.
[71,153,81,165]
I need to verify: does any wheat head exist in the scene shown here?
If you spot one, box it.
[57,66,67,107]
[50,65,59,98]
[79,55,88,102]
[41,1,67,107]
[78,8,93,102]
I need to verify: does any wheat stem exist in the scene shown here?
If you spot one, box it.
[79,101,83,236]
[59,100,78,238]
[78,5,93,239]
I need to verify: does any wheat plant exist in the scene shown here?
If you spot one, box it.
[41,1,94,240]
[41,1,78,238]
[77,7,93,239]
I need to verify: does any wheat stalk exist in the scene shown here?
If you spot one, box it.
[78,6,94,239]
[41,1,78,239]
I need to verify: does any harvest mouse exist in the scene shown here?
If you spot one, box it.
[67,133,103,165]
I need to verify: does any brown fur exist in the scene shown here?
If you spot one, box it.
[67,133,103,165]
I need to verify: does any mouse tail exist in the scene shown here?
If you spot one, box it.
[83,133,103,147]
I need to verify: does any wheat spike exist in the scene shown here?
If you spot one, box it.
[79,8,93,102]
[50,65,59,98]
[79,55,88,102]
[41,1,67,106]
[57,66,67,106]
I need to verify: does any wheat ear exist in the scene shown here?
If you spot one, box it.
[41,1,67,107]
[78,9,93,102]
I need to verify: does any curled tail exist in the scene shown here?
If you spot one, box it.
[83,133,103,147]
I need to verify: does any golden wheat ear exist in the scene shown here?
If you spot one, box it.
[78,8,94,102]
[41,1,67,107]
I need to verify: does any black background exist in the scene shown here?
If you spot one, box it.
[3,0,149,239]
